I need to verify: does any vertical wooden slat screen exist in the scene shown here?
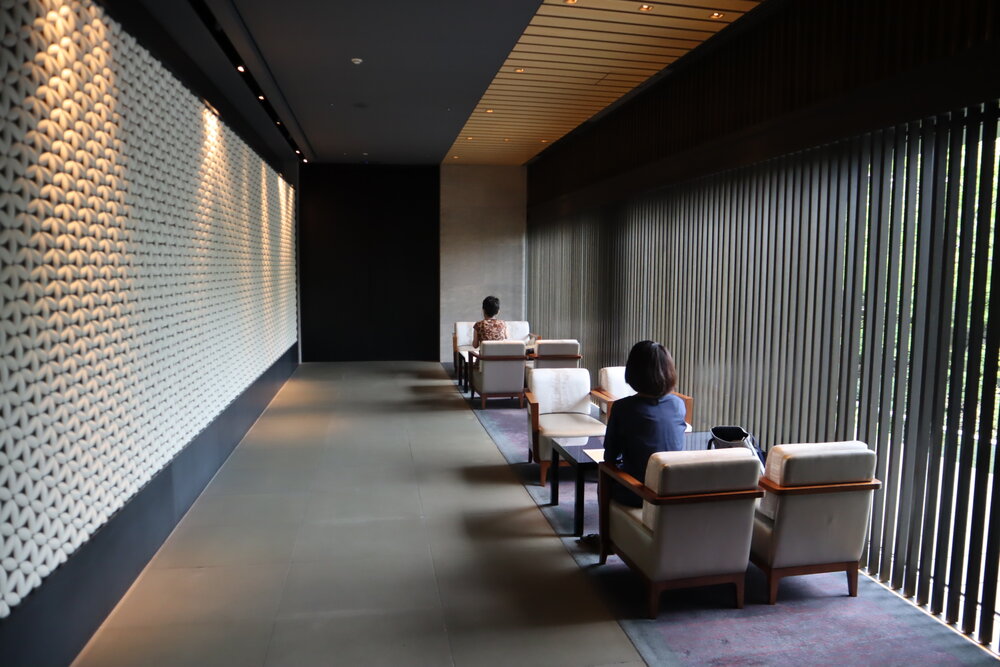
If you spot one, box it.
[527,99,1000,647]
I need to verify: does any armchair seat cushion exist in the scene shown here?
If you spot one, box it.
[536,412,606,461]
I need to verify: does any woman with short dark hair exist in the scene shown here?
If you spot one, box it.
[603,340,687,507]
[472,295,508,348]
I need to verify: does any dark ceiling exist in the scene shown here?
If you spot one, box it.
[102,0,543,169]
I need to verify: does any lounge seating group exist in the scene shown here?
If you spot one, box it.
[598,439,881,616]
[450,321,882,616]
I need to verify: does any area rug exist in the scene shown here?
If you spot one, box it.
[462,391,997,666]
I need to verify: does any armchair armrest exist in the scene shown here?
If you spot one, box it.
[591,388,615,406]
[524,390,540,434]
[758,477,882,496]
[671,391,694,425]
[469,350,529,362]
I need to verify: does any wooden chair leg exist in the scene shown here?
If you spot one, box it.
[539,460,550,486]
[767,573,780,605]
[734,576,745,609]
[648,584,661,618]
[598,468,610,564]
[847,562,859,597]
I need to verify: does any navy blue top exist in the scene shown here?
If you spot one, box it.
[603,393,687,507]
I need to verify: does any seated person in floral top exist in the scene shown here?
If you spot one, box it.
[472,295,508,348]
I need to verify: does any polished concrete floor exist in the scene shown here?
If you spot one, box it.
[73,362,642,667]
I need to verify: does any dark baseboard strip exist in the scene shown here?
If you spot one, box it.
[0,343,299,667]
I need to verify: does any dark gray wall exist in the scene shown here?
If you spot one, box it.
[299,164,440,361]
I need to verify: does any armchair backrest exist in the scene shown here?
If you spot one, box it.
[598,366,693,425]
[642,448,761,529]
[527,368,592,416]
[598,366,635,400]
[759,441,877,568]
[477,340,526,392]
[455,321,475,347]
[641,448,761,580]
[506,320,531,343]
[534,339,581,369]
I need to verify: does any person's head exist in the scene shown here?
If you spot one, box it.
[482,295,501,318]
[624,340,677,397]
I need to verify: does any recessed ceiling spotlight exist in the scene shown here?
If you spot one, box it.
[302,158,308,163]
[362,152,368,156]
[504,138,510,142]
[540,139,548,143]
[710,11,724,19]
[295,150,301,154]
[276,121,281,125]
[564,0,577,4]
[257,95,265,100]
[485,109,494,113]
[639,3,653,11]
[452,155,459,159]
[350,57,363,65]
[466,136,473,140]
[514,67,525,73]
[236,65,245,72]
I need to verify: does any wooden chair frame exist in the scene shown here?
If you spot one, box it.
[598,462,763,617]
[527,352,583,363]
[452,332,466,388]
[750,476,882,604]
[525,388,607,485]
[468,349,528,409]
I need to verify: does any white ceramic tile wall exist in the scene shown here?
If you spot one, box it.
[0,0,297,617]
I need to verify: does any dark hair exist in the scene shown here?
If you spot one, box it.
[624,340,677,397]
[482,295,500,318]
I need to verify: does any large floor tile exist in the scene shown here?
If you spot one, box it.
[181,493,308,527]
[104,564,288,628]
[291,516,432,562]
[277,551,440,616]
[73,621,273,667]
[150,520,300,568]
[303,484,423,523]
[204,463,319,496]
[264,610,452,667]
[445,621,639,667]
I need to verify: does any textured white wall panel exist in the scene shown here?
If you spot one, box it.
[0,0,297,617]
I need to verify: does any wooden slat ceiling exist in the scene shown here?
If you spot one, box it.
[444,0,761,165]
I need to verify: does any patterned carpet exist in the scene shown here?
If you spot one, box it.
[464,394,997,666]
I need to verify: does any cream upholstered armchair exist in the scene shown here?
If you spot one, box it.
[593,366,694,429]
[525,368,606,485]
[469,340,527,409]
[599,448,763,617]
[524,339,582,384]
[505,320,537,349]
[452,321,475,388]
[750,441,881,604]
[532,339,581,368]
